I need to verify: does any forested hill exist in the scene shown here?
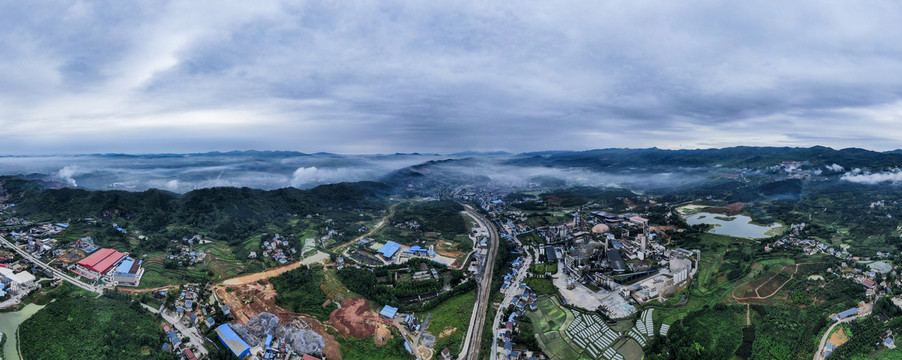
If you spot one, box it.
[506,146,902,170]
[0,176,391,239]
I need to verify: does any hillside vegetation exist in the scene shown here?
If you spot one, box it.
[19,294,175,360]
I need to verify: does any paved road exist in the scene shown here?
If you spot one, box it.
[489,234,531,360]
[460,205,500,360]
[0,234,101,294]
[813,315,857,360]
[142,303,209,356]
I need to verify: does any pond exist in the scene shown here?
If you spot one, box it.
[0,303,46,360]
[684,212,781,239]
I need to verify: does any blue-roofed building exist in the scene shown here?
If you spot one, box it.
[205,317,215,328]
[377,241,402,259]
[380,305,399,319]
[161,343,171,352]
[215,324,251,358]
[168,331,180,346]
[266,334,273,350]
[113,258,144,286]
[837,308,858,320]
[55,223,69,228]
[404,341,413,353]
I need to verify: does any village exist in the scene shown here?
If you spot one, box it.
[3,177,902,360]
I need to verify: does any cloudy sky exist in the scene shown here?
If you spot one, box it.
[2,1,901,155]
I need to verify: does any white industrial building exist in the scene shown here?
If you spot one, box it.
[0,267,36,292]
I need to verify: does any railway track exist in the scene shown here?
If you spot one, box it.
[460,205,500,360]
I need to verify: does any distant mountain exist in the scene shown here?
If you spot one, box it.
[506,146,902,171]
[449,151,511,156]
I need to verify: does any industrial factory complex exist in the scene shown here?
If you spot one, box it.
[72,247,144,286]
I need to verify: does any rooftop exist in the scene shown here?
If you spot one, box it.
[380,305,399,318]
[377,241,402,258]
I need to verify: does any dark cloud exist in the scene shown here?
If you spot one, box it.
[1,1,902,154]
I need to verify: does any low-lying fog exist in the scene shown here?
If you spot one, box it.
[0,153,448,192]
[0,152,730,193]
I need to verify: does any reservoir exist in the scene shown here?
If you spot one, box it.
[0,303,45,360]
[684,212,781,239]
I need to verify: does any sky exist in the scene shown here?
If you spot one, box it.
[2,1,902,155]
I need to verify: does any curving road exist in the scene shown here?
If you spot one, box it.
[813,315,856,360]
[459,205,500,360]
[0,234,101,294]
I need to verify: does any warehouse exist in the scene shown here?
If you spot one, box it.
[112,258,144,286]
[215,324,251,358]
[380,305,399,319]
[75,248,126,279]
[377,241,402,260]
[0,267,36,292]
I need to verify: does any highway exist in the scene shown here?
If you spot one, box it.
[489,234,531,360]
[460,205,500,360]
[0,234,101,294]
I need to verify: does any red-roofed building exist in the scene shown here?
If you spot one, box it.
[74,248,126,279]
[302,355,321,360]
[182,348,197,360]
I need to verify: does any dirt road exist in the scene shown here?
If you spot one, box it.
[333,202,401,253]
[220,261,305,286]
[118,284,188,294]
[732,262,814,301]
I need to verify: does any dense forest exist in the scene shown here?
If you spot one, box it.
[391,200,466,237]
[19,294,176,360]
[376,199,471,252]
[269,265,337,321]
[0,177,391,244]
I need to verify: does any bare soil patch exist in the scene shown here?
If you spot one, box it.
[329,298,382,339]
[50,248,86,266]
[439,327,457,338]
[220,261,303,286]
[828,327,850,347]
[214,281,344,359]
[374,324,392,345]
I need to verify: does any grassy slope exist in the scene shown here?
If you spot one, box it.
[426,290,476,353]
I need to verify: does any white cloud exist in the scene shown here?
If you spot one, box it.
[2,1,902,154]
[841,169,902,184]
[825,163,844,172]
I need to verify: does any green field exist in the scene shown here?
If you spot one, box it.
[664,305,745,359]
[425,290,476,353]
[335,334,409,360]
[527,296,584,360]
[525,277,558,296]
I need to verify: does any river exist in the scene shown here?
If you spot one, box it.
[0,303,45,360]
[684,212,781,239]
